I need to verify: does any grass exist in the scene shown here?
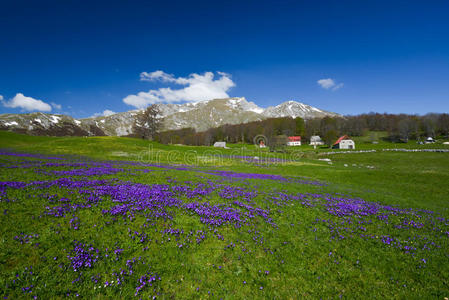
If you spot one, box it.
[0,131,448,298]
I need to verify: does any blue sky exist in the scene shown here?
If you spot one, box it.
[1,0,448,118]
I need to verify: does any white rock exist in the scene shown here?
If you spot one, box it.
[318,158,331,162]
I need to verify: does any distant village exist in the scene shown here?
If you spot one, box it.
[213,134,356,150]
[157,112,448,148]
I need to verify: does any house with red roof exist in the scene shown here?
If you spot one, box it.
[287,136,301,146]
[332,135,355,149]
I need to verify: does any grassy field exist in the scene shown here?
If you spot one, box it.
[0,131,448,298]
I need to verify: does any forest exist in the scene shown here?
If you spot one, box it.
[155,113,449,146]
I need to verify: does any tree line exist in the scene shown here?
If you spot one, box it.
[135,105,449,146]
[156,117,305,146]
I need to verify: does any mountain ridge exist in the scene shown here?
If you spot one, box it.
[0,98,340,136]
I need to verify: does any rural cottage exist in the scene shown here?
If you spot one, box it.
[310,135,324,146]
[287,136,301,146]
[332,135,355,149]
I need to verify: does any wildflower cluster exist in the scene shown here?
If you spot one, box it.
[0,150,447,298]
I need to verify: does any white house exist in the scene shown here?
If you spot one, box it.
[425,137,435,144]
[287,136,301,146]
[333,135,355,149]
[310,135,324,146]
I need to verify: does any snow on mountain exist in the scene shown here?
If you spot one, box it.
[0,112,93,136]
[263,100,340,119]
[79,109,141,136]
[158,98,339,131]
[0,98,340,136]
[160,98,266,132]
[225,97,264,114]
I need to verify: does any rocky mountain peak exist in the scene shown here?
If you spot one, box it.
[0,97,340,136]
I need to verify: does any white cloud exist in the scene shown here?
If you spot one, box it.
[103,109,115,116]
[140,70,177,83]
[91,109,116,118]
[2,93,52,112]
[0,95,3,101]
[317,78,344,91]
[317,78,335,89]
[124,71,236,108]
[51,102,62,110]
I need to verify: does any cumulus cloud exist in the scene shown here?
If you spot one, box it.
[91,109,116,118]
[123,71,235,108]
[1,93,52,112]
[317,78,344,91]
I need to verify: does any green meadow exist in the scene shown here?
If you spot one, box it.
[0,131,448,299]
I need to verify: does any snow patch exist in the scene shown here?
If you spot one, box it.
[115,125,132,136]
[249,107,264,114]
[3,121,18,126]
[50,115,61,123]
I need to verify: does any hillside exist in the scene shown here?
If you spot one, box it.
[0,98,340,136]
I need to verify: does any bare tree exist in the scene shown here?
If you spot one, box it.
[305,118,321,139]
[421,115,436,138]
[269,135,288,152]
[437,113,449,137]
[133,105,162,140]
[398,118,413,142]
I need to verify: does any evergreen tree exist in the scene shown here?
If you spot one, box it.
[133,105,162,140]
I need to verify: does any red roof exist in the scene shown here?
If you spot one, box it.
[333,135,350,145]
[288,136,301,142]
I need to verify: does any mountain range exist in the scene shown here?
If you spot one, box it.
[0,98,340,136]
